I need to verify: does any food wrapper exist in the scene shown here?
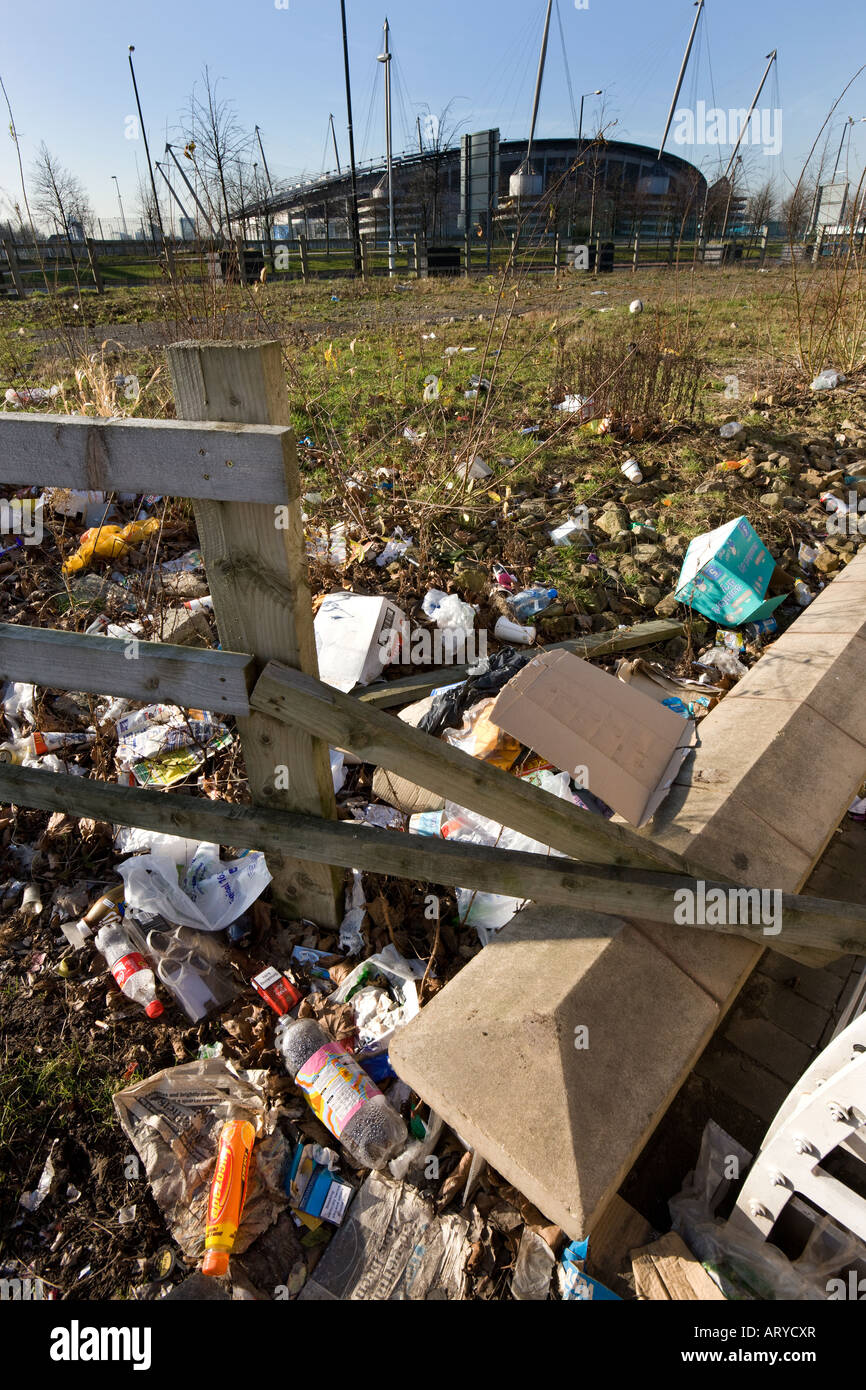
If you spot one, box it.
[440,697,520,770]
[112,1057,288,1260]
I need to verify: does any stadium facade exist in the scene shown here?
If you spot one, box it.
[252,134,707,245]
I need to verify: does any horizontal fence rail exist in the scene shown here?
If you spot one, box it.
[1,763,864,955]
[0,414,296,504]
[0,624,253,715]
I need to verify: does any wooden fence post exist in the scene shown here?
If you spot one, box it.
[1,239,25,298]
[166,341,343,927]
[234,237,249,285]
[85,237,104,293]
[759,224,769,267]
[360,234,370,280]
[812,226,825,265]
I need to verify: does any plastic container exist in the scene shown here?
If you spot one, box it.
[275,1016,406,1168]
[61,883,124,948]
[21,882,43,918]
[494,615,536,646]
[620,459,643,483]
[94,911,164,1019]
[0,730,95,764]
[509,586,557,621]
[793,580,813,607]
[409,810,446,836]
[202,1118,255,1277]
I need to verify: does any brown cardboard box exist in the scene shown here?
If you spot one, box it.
[490,648,696,827]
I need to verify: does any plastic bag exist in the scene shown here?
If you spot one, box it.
[422,589,476,632]
[811,369,845,391]
[118,839,272,932]
[441,697,520,769]
[329,943,424,1057]
[418,647,533,738]
[338,869,366,955]
[669,1120,863,1300]
[62,517,161,574]
[512,1227,556,1299]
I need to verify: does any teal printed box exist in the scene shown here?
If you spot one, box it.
[675,516,786,626]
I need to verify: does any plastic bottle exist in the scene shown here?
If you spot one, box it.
[509,586,557,622]
[275,1017,406,1168]
[202,1118,256,1277]
[0,730,95,764]
[94,910,164,1018]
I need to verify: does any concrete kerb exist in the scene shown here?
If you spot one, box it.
[389,549,866,1240]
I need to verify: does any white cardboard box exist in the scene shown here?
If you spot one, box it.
[314,593,410,693]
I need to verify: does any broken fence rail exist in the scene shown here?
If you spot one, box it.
[1,763,865,954]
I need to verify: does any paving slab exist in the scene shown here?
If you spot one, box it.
[391,549,866,1239]
[722,1013,815,1085]
[692,1043,790,1126]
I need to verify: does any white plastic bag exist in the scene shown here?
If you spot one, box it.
[118,839,271,931]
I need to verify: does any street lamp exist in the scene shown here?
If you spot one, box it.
[112,175,128,239]
[578,90,602,147]
[376,19,397,278]
[832,116,866,184]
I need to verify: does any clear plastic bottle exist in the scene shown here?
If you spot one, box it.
[510,586,558,621]
[275,1016,406,1168]
[95,911,163,1019]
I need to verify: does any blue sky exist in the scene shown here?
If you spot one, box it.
[1,0,865,224]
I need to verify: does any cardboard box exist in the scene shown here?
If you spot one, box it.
[314,593,410,693]
[674,515,786,626]
[490,649,695,827]
[286,1144,353,1229]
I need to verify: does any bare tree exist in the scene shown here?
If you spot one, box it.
[780,181,816,240]
[183,68,251,239]
[410,100,467,241]
[30,142,92,239]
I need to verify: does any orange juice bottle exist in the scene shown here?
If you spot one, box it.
[202,1118,256,1277]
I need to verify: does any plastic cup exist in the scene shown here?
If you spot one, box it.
[494,616,535,646]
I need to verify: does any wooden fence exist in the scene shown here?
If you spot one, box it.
[0,340,865,955]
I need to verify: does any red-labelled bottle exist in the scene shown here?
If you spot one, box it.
[94,911,163,1019]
